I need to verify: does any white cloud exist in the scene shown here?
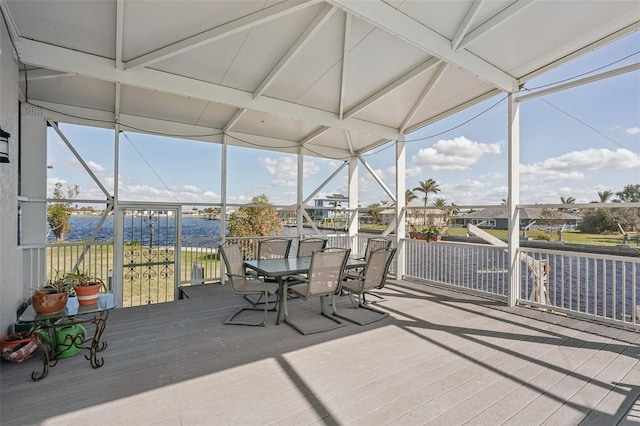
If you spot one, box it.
[520,148,640,182]
[261,156,320,187]
[412,136,502,171]
[113,181,220,203]
[626,127,640,135]
[520,165,585,182]
[406,165,422,177]
[86,161,109,175]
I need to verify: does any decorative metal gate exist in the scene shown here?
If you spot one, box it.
[119,206,180,307]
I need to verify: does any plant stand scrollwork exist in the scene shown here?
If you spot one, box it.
[19,293,117,381]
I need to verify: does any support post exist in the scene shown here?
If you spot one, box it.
[395,135,406,278]
[507,93,520,307]
[347,156,358,247]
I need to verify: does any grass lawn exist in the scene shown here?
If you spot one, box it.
[46,245,222,307]
[444,227,636,247]
[358,223,637,247]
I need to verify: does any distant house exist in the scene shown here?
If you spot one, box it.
[453,207,580,230]
[313,194,349,221]
[381,203,447,228]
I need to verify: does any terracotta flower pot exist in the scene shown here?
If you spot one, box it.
[74,282,103,306]
[1,332,39,363]
[32,292,69,315]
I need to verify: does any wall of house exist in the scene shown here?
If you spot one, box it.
[0,18,20,334]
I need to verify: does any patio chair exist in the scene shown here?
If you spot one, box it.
[347,237,392,299]
[280,238,327,300]
[219,243,279,327]
[336,247,395,325]
[284,248,350,335]
[257,237,292,260]
[245,238,292,305]
[295,238,327,257]
[358,237,392,261]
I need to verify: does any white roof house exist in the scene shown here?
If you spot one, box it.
[1,1,639,330]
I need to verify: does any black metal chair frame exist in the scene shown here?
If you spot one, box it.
[336,247,396,325]
[220,242,278,327]
[295,237,327,257]
[245,238,292,306]
[284,247,350,335]
[359,237,392,261]
[353,237,392,302]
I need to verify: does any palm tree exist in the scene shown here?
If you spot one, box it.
[560,196,575,204]
[413,179,441,225]
[328,201,342,229]
[559,196,575,213]
[405,189,417,205]
[433,198,447,207]
[367,202,381,225]
[615,184,640,202]
[598,190,613,203]
[405,190,417,223]
[433,197,449,227]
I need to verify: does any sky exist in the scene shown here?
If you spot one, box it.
[46,31,640,209]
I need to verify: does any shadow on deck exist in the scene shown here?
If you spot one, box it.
[1,281,639,425]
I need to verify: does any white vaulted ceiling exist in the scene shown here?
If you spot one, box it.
[3,0,639,157]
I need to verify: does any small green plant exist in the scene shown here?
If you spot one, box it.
[420,224,443,240]
[64,270,104,287]
[32,270,72,295]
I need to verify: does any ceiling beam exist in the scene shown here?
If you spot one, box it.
[520,20,640,83]
[344,57,441,119]
[457,0,535,51]
[329,0,518,92]
[115,0,125,70]
[452,0,483,51]
[18,68,72,82]
[124,0,322,70]
[518,62,640,102]
[404,88,501,135]
[223,109,247,133]
[339,13,352,120]
[400,62,447,133]
[300,126,330,146]
[17,38,400,140]
[254,4,335,98]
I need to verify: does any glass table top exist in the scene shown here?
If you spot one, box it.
[19,293,118,322]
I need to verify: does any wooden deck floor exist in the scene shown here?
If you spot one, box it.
[1,281,639,425]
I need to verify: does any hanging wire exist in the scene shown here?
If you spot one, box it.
[357,94,510,158]
[117,122,225,139]
[522,88,639,157]
[224,133,301,150]
[120,131,180,202]
[362,49,640,158]
[524,49,640,91]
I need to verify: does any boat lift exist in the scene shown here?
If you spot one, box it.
[468,224,550,305]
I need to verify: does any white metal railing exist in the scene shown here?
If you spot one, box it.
[403,238,508,300]
[403,238,639,329]
[518,246,639,329]
[180,237,222,284]
[22,234,638,329]
[21,242,114,290]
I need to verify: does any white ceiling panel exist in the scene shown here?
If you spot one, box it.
[5,0,637,156]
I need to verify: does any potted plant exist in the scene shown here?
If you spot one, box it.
[421,224,443,241]
[31,273,71,315]
[0,329,40,363]
[64,271,105,306]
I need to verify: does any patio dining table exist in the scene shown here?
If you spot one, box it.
[243,256,366,325]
